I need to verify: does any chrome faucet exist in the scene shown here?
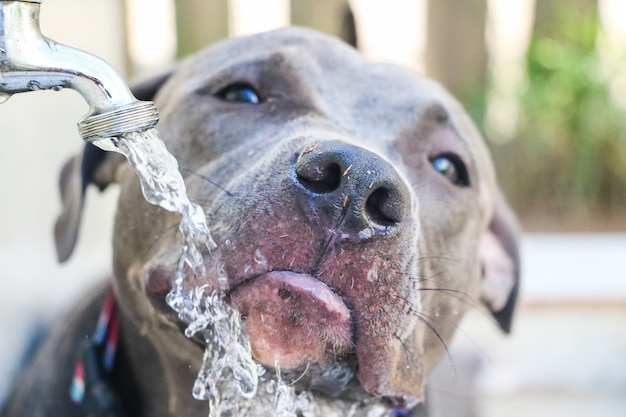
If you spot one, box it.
[0,0,158,142]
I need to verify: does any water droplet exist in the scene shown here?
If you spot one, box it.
[253,248,267,265]
[217,263,229,290]
[274,364,297,417]
[295,391,314,415]
[358,227,374,239]
[192,349,214,400]
[266,380,276,394]
[367,267,378,282]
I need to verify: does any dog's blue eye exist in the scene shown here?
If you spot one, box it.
[431,154,470,186]
[217,83,260,104]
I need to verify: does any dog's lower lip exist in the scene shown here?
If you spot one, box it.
[229,270,353,369]
[230,270,350,321]
[228,270,350,317]
[262,271,349,318]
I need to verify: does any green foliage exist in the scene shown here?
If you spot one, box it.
[490,8,626,227]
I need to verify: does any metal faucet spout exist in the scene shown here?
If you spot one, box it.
[0,0,158,141]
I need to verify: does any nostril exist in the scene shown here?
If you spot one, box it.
[296,161,341,194]
[365,187,402,227]
[294,141,410,233]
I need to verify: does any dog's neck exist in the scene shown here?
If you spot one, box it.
[118,305,209,417]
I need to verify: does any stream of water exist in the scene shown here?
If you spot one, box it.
[93,129,263,414]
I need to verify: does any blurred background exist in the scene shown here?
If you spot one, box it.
[0,0,624,416]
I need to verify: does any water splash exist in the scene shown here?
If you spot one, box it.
[93,130,214,260]
[92,130,259,412]
[274,364,297,417]
[273,362,313,417]
[185,289,258,400]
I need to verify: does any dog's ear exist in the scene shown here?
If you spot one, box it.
[479,190,521,333]
[54,144,125,262]
[54,70,173,262]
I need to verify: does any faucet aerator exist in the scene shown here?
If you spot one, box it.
[0,0,159,142]
[79,101,160,142]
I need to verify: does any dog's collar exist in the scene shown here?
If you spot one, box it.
[70,289,128,416]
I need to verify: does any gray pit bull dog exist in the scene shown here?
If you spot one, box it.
[1,27,519,417]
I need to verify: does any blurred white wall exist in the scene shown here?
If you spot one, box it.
[599,0,626,109]
[484,0,535,142]
[454,234,626,417]
[125,0,177,77]
[229,0,290,37]
[351,0,428,71]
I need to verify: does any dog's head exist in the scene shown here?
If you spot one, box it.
[56,27,519,411]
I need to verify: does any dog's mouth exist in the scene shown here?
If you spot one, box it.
[144,228,423,409]
[228,270,353,369]
[145,265,355,366]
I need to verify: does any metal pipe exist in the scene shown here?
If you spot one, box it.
[0,0,158,141]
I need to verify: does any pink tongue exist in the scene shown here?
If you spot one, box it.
[230,271,352,369]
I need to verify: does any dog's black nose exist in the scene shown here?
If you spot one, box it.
[295,140,410,234]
